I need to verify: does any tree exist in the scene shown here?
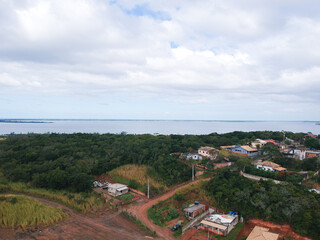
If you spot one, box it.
[304,137,320,150]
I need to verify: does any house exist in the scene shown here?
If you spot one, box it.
[309,189,320,194]
[304,133,318,140]
[232,145,259,158]
[283,148,320,160]
[220,145,260,158]
[254,160,286,172]
[246,226,279,240]
[186,153,203,161]
[107,183,129,196]
[264,140,279,146]
[199,213,238,236]
[184,202,206,219]
[198,147,219,160]
[220,146,234,151]
[251,139,267,149]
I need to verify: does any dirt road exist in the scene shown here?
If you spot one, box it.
[126,178,211,240]
[0,195,154,240]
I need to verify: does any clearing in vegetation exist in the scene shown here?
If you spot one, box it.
[109,164,168,193]
[0,194,66,229]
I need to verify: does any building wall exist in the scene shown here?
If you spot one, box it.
[199,226,225,236]
[108,187,128,196]
[198,149,210,157]
[256,165,274,172]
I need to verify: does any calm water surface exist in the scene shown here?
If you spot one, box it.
[0,120,319,135]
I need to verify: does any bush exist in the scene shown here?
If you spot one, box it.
[173,194,185,202]
[129,179,139,189]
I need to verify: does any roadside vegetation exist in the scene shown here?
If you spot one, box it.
[0,182,105,212]
[0,194,66,229]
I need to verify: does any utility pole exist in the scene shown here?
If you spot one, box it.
[147,178,150,199]
[192,164,194,181]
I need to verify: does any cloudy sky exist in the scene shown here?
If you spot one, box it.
[0,0,320,120]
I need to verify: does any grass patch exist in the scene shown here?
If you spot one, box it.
[0,194,67,229]
[0,182,105,212]
[121,211,156,236]
[117,193,134,203]
[109,164,167,194]
[175,180,215,204]
[147,198,180,227]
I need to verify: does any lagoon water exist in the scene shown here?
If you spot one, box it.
[0,120,320,135]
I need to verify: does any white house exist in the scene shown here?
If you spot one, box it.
[108,183,129,196]
[200,213,238,236]
[254,160,286,172]
[198,147,219,160]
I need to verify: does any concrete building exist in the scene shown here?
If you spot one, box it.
[251,139,267,149]
[108,183,129,197]
[198,147,219,160]
[184,202,206,219]
[247,226,279,240]
[199,213,238,236]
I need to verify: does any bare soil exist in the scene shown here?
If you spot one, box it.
[0,195,154,240]
[236,219,312,240]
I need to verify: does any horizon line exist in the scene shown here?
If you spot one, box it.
[0,118,319,122]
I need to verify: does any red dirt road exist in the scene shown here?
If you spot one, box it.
[126,178,211,240]
[0,196,154,240]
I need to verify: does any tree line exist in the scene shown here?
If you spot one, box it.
[0,131,312,192]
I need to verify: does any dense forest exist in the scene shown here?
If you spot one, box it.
[206,168,320,239]
[0,131,314,192]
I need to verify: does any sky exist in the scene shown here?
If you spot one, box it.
[0,0,320,120]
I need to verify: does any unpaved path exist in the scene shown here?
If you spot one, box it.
[0,195,154,240]
[126,178,211,240]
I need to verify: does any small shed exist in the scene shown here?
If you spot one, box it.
[108,183,129,197]
[184,202,206,219]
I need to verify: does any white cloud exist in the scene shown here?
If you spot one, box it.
[0,0,319,119]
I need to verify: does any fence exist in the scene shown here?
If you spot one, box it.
[182,208,215,233]
[240,171,284,184]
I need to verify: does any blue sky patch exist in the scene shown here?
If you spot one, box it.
[117,3,171,20]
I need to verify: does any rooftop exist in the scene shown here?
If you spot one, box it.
[199,146,217,152]
[204,214,237,225]
[220,145,235,149]
[246,226,279,240]
[255,161,280,169]
[241,145,258,152]
[184,203,205,212]
[108,183,128,189]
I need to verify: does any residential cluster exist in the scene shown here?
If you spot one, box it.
[93,180,129,197]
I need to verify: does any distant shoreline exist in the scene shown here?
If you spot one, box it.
[0,120,52,124]
[0,119,319,123]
